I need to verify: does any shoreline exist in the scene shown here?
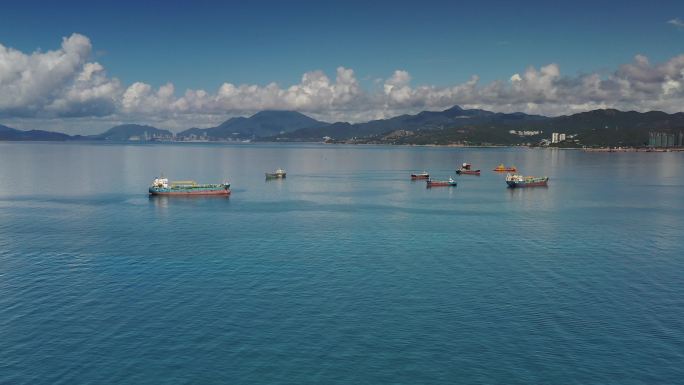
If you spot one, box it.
[581,147,684,152]
[3,139,684,152]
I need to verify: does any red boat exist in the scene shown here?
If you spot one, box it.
[456,163,481,175]
[426,177,458,187]
[411,171,430,180]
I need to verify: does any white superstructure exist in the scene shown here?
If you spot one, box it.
[152,177,169,188]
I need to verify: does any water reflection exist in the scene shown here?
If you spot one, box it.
[149,194,230,215]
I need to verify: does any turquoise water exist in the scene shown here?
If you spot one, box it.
[1,142,683,384]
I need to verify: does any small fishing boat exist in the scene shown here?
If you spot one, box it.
[265,168,286,179]
[149,177,231,196]
[505,173,549,188]
[426,177,458,188]
[411,171,430,180]
[493,163,517,172]
[456,162,481,175]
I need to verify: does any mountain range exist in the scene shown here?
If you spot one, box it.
[268,105,547,141]
[264,106,684,147]
[0,123,173,142]
[176,110,324,139]
[1,124,71,141]
[92,124,174,141]
[2,106,684,147]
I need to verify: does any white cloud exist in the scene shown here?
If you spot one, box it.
[2,33,684,133]
[121,82,176,114]
[0,33,120,118]
[383,70,413,105]
[667,18,684,28]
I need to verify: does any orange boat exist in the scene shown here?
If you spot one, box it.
[493,163,517,172]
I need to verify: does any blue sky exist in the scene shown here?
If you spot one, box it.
[1,0,684,133]
[2,0,682,90]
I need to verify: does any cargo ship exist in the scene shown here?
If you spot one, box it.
[493,163,517,172]
[426,177,458,187]
[456,163,481,175]
[149,177,231,196]
[505,173,548,188]
[411,171,430,180]
[265,168,286,179]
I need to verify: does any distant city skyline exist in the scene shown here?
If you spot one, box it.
[1,0,684,134]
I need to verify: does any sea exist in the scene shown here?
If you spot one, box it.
[1,142,683,385]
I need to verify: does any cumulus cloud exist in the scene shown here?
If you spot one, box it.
[359,54,684,117]
[2,33,684,133]
[0,33,120,118]
[115,66,365,122]
[383,70,414,106]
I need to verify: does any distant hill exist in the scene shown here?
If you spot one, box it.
[271,105,546,141]
[537,109,684,146]
[177,110,326,140]
[268,106,684,147]
[0,124,71,141]
[92,124,173,141]
[3,107,684,147]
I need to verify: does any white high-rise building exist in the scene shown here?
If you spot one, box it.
[551,132,566,143]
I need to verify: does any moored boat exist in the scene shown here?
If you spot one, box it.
[456,162,481,175]
[426,177,458,187]
[505,173,548,188]
[149,177,231,195]
[411,171,430,180]
[265,168,286,179]
[493,163,517,172]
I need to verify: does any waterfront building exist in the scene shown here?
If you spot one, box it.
[649,131,684,148]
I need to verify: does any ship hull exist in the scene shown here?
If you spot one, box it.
[149,185,231,196]
[427,181,457,187]
[506,180,548,188]
[149,189,231,196]
[456,169,481,175]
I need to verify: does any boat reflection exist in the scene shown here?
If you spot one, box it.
[149,194,230,210]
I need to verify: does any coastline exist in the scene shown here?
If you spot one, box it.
[4,139,684,152]
[581,147,684,152]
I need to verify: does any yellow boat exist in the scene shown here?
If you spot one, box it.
[493,163,517,172]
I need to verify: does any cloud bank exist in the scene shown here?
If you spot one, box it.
[2,33,684,132]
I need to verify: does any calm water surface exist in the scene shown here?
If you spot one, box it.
[1,142,683,384]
